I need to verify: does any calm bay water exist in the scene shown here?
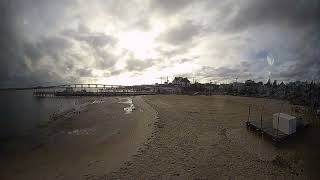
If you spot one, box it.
[0,90,80,138]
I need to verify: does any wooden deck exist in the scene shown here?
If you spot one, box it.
[246,119,309,143]
[33,91,156,97]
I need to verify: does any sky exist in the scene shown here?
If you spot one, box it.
[0,0,319,87]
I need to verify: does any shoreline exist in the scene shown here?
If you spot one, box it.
[0,96,158,180]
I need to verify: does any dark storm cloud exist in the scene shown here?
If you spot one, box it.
[0,1,23,86]
[273,33,320,81]
[24,36,72,64]
[193,59,274,82]
[226,0,320,32]
[159,21,202,45]
[214,0,320,82]
[0,0,76,87]
[197,65,252,81]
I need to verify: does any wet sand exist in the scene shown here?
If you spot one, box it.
[2,95,318,179]
[1,96,157,180]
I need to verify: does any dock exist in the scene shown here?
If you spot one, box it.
[246,119,309,143]
[245,104,310,143]
[32,84,157,97]
[33,92,156,97]
[34,91,156,97]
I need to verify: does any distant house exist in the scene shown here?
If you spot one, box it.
[172,77,191,87]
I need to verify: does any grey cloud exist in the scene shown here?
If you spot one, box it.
[273,33,320,81]
[178,58,194,64]
[62,24,118,70]
[159,21,202,45]
[63,25,117,48]
[194,60,269,82]
[156,46,190,59]
[79,34,115,48]
[94,49,117,70]
[109,69,124,76]
[125,58,156,72]
[197,66,241,79]
[125,18,151,31]
[150,0,195,14]
[99,0,144,21]
[226,0,320,32]
[76,68,92,77]
[24,36,72,63]
[1,0,320,87]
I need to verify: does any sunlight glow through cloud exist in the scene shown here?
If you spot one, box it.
[118,31,157,60]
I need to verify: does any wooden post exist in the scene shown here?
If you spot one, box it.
[260,106,264,129]
[276,103,285,139]
[247,104,251,122]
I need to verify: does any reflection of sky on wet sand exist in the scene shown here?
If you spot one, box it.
[118,97,135,114]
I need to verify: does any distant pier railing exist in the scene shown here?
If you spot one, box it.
[33,84,157,97]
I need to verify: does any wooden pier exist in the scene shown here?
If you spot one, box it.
[34,91,156,97]
[33,84,157,97]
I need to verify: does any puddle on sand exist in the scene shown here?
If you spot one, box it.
[118,97,135,114]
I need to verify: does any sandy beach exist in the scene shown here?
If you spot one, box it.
[1,96,157,180]
[1,95,319,179]
[107,95,317,179]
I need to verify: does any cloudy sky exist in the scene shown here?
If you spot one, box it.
[0,0,319,87]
